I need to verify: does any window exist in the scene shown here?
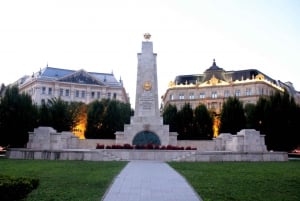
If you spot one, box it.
[75,90,79,98]
[41,99,45,104]
[260,88,264,95]
[42,87,46,94]
[48,88,52,95]
[211,91,218,99]
[81,90,85,98]
[65,89,70,97]
[107,92,111,99]
[59,88,64,96]
[235,90,241,96]
[189,93,194,99]
[224,90,230,97]
[199,93,205,99]
[246,88,252,96]
[179,94,184,100]
[113,93,117,99]
[97,92,101,99]
[170,94,174,100]
[211,102,218,109]
[91,91,95,99]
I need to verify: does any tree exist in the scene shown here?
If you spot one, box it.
[0,85,38,147]
[220,96,246,134]
[68,101,87,138]
[68,102,87,130]
[37,102,52,127]
[101,100,121,139]
[257,91,300,151]
[194,104,213,139]
[118,102,132,129]
[162,104,177,132]
[85,100,105,139]
[46,98,73,132]
[0,83,5,98]
[84,99,131,139]
[176,103,194,139]
[244,103,256,129]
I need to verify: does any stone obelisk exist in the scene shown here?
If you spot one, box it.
[115,34,177,146]
[133,33,160,123]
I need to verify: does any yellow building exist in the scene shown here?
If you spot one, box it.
[162,59,300,113]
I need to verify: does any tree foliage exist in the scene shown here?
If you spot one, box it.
[252,91,300,151]
[176,103,194,139]
[220,96,246,134]
[162,103,214,140]
[0,85,38,147]
[85,99,131,139]
[194,104,213,139]
[244,103,256,129]
[162,104,177,132]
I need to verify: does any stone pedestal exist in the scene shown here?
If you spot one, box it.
[115,35,178,146]
[214,129,267,152]
[27,127,80,150]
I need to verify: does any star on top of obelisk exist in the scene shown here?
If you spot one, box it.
[144,33,151,40]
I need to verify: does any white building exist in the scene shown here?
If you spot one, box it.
[16,66,129,105]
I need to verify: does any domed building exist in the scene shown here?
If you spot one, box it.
[162,59,300,114]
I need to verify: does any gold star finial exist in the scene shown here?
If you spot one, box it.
[144,33,151,40]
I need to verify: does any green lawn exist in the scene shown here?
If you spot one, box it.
[0,159,127,201]
[1,159,299,201]
[169,161,300,201]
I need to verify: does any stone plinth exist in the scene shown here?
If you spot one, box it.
[27,127,80,150]
[214,129,267,152]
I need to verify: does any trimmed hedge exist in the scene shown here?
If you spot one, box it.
[0,174,39,201]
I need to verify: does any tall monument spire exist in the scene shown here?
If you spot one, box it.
[115,34,178,146]
[134,33,160,119]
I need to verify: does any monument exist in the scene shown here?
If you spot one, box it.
[6,34,287,162]
[115,33,178,146]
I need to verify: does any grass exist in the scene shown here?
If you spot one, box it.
[169,161,300,201]
[1,159,299,201]
[0,159,127,201]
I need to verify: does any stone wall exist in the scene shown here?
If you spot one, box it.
[7,149,288,162]
[15,127,287,162]
[177,140,215,151]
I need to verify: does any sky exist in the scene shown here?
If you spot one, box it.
[0,0,299,107]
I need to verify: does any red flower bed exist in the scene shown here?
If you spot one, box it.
[96,143,197,150]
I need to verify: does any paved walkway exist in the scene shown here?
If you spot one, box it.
[102,160,202,201]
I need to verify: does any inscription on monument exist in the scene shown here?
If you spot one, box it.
[139,91,154,110]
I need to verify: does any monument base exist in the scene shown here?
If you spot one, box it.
[115,116,178,146]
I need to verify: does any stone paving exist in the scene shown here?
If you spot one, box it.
[102,160,202,201]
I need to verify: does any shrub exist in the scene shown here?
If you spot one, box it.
[0,175,39,201]
[185,146,192,150]
[146,143,154,149]
[96,144,105,149]
[123,144,133,149]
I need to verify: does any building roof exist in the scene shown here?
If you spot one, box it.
[173,59,298,94]
[18,66,123,87]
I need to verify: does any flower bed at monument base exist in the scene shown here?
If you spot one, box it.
[96,143,197,150]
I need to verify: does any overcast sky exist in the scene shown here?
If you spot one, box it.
[1,0,299,107]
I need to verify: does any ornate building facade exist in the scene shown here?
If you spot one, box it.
[16,66,129,105]
[162,59,300,114]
